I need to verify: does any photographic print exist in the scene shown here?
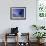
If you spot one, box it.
[10,7,26,20]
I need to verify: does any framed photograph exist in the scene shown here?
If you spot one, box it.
[36,0,46,26]
[37,0,46,19]
[10,7,26,20]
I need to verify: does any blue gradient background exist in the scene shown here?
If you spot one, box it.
[12,9,24,17]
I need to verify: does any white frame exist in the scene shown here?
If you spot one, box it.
[10,7,26,20]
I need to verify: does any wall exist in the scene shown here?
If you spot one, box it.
[0,0,37,42]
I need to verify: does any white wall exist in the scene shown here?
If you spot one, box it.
[0,0,37,42]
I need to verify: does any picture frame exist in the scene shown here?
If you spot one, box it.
[37,0,46,19]
[10,7,26,20]
[36,0,46,26]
